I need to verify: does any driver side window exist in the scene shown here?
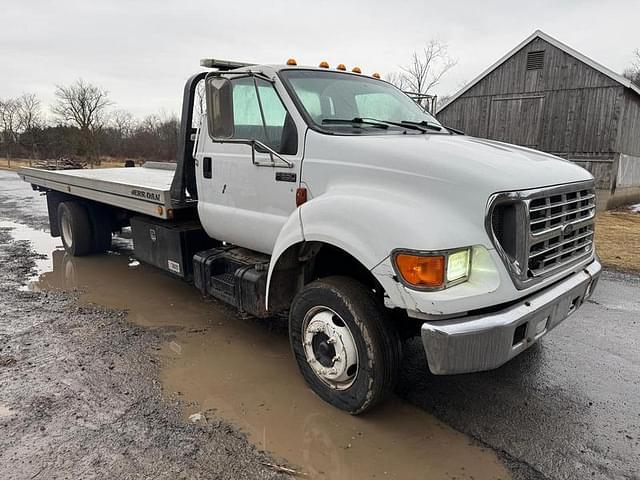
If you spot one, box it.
[231,77,297,155]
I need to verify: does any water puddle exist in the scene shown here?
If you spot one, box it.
[0,404,15,418]
[0,220,62,288]
[9,223,510,479]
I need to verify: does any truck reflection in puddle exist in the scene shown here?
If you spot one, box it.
[36,248,510,480]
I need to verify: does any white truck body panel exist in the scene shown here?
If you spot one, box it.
[293,129,594,316]
[193,73,309,255]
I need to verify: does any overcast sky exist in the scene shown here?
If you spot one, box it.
[2,0,638,119]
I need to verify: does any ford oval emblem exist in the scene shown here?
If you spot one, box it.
[562,223,574,235]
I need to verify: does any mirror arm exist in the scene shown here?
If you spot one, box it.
[206,70,275,84]
[210,138,293,168]
[251,139,294,168]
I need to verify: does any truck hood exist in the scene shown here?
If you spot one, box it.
[304,131,593,194]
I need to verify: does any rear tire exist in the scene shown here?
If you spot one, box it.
[58,202,93,257]
[86,204,112,254]
[289,276,401,414]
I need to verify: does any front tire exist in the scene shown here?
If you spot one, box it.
[289,276,401,414]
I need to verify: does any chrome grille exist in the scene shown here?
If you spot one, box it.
[526,187,595,277]
[487,180,596,290]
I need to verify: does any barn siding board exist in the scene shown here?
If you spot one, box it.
[458,38,619,100]
[436,31,640,207]
[616,91,640,155]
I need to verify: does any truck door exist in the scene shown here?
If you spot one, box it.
[195,75,303,254]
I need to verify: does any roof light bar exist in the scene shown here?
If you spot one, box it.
[199,58,255,71]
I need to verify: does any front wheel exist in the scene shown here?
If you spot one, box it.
[289,276,401,414]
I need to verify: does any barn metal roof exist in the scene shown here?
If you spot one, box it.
[437,30,640,113]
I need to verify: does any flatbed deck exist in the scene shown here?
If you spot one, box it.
[18,162,190,219]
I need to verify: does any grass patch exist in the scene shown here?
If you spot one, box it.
[595,210,640,273]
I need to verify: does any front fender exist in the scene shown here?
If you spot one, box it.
[299,186,490,266]
[266,186,496,313]
[266,208,304,309]
[296,187,494,311]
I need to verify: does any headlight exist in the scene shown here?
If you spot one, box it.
[392,248,471,290]
[447,249,470,282]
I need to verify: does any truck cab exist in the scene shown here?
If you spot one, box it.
[22,58,601,414]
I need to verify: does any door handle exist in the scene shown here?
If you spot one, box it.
[203,157,212,179]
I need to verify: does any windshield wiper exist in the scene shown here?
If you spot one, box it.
[400,120,443,131]
[322,117,389,129]
[360,118,429,132]
[324,117,431,133]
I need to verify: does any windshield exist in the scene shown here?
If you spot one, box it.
[279,69,442,134]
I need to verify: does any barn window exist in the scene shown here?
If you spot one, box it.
[526,50,545,70]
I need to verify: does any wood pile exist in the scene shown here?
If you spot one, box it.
[32,156,87,170]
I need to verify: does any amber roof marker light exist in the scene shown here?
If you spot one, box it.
[352,66,362,73]
[337,64,347,71]
[319,61,330,68]
[372,72,381,79]
[286,58,298,66]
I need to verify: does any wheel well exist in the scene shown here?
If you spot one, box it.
[268,242,386,313]
[45,191,129,237]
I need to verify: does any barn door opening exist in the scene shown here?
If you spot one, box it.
[488,95,544,149]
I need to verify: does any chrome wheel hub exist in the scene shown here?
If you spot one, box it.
[302,307,358,390]
[61,214,73,248]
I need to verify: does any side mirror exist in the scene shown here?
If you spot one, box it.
[205,76,234,139]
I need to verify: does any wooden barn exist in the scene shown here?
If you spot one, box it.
[437,30,640,208]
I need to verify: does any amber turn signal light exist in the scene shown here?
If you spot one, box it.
[296,187,308,207]
[394,254,445,289]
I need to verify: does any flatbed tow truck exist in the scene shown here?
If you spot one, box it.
[19,58,601,414]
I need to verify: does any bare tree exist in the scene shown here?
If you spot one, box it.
[15,93,42,160]
[624,49,640,87]
[51,79,112,160]
[16,93,42,132]
[387,39,457,107]
[0,98,20,158]
[385,72,409,91]
[111,109,134,138]
[400,39,457,95]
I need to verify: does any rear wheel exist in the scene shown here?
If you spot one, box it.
[58,202,93,256]
[289,276,401,414]
[86,205,112,254]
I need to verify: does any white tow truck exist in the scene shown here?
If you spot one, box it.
[19,58,601,414]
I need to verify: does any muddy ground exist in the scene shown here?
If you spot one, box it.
[0,219,288,476]
[1,169,639,480]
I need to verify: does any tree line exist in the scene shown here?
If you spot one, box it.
[0,79,180,162]
[1,45,638,164]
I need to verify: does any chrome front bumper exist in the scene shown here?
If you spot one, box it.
[421,259,601,375]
